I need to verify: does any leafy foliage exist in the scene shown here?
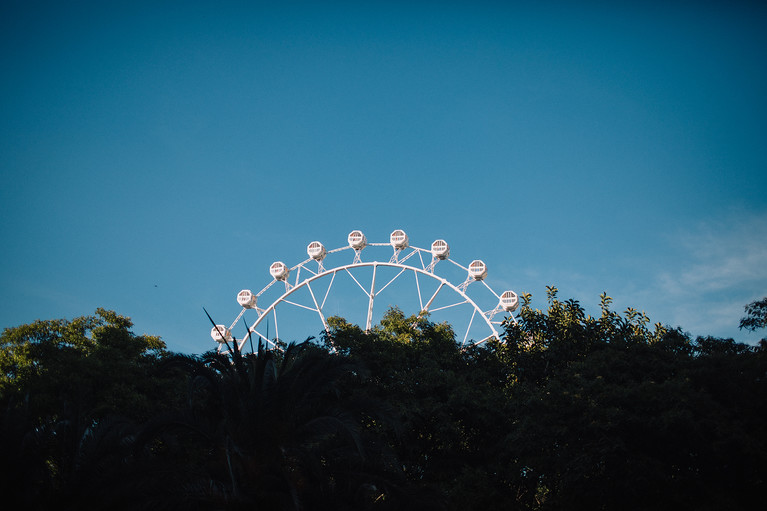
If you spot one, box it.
[2,295,766,510]
[0,309,182,509]
[146,340,416,510]
[0,308,171,421]
[739,296,767,335]
[326,293,767,511]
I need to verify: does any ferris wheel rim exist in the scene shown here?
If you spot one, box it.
[214,234,519,352]
[244,259,502,345]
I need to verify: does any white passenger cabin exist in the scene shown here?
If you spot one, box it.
[500,290,519,312]
[210,325,232,343]
[348,230,367,249]
[390,229,409,249]
[237,289,257,309]
[468,260,488,281]
[307,241,327,260]
[269,261,290,281]
[431,239,450,260]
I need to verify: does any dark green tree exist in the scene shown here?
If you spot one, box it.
[0,308,174,421]
[0,309,183,509]
[143,338,419,510]
[326,294,767,511]
[4,295,766,510]
[739,297,767,338]
[497,288,766,510]
[325,309,504,510]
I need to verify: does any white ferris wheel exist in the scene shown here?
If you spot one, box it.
[211,229,520,352]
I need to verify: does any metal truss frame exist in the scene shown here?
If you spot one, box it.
[219,239,518,352]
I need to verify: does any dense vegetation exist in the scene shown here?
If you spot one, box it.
[2,291,765,510]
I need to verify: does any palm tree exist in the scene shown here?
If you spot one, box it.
[144,339,410,510]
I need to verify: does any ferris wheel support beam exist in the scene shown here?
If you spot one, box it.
[320,271,336,309]
[414,271,424,310]
[464,308,477,345]
[217,233,520,354]
[366,263,378,332]
[422,281,446,313]
[242,261,505,351]
[306,281,328,331]
[273,308,279,345]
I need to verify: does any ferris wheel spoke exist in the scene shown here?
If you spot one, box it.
[414,271,424,310]
[306,281,328,331]
[321,271,336,309]
[375,266,407,296]
[463,308,478,345]
[300,265,320,277]
[429,299,469,313]
[421,281,445,313]
[273,308,279,343]
[366,264,378,332]
[251,328,278,349]
[344,267,370,296]
[281,299,318,312]
[468,335,493,348]
[214,230,517,353]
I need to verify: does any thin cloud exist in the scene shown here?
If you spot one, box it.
[655,211,767,339]
[661,213,767,294]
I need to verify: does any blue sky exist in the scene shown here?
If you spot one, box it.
[2,1,766,354]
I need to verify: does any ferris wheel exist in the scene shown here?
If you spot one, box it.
[211,229,519,352]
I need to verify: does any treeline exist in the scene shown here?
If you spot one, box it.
[1,292,765,510]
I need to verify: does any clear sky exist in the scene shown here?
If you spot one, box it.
[2,0,766,354]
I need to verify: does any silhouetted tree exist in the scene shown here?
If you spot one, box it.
[0,309,184,509]
[142,339,417,510]
[326,293,767,511]
[496,288,766,510]
[740,297,767,338]
[0,308,177,422]
[3,296,765,510]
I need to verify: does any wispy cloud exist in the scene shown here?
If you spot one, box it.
[660,214,767,295]
[472,211,766,344]
[654,211,767,340]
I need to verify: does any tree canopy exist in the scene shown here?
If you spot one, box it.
[739,296,767,339]
[0,308,172,421]
[2,296,765,510]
